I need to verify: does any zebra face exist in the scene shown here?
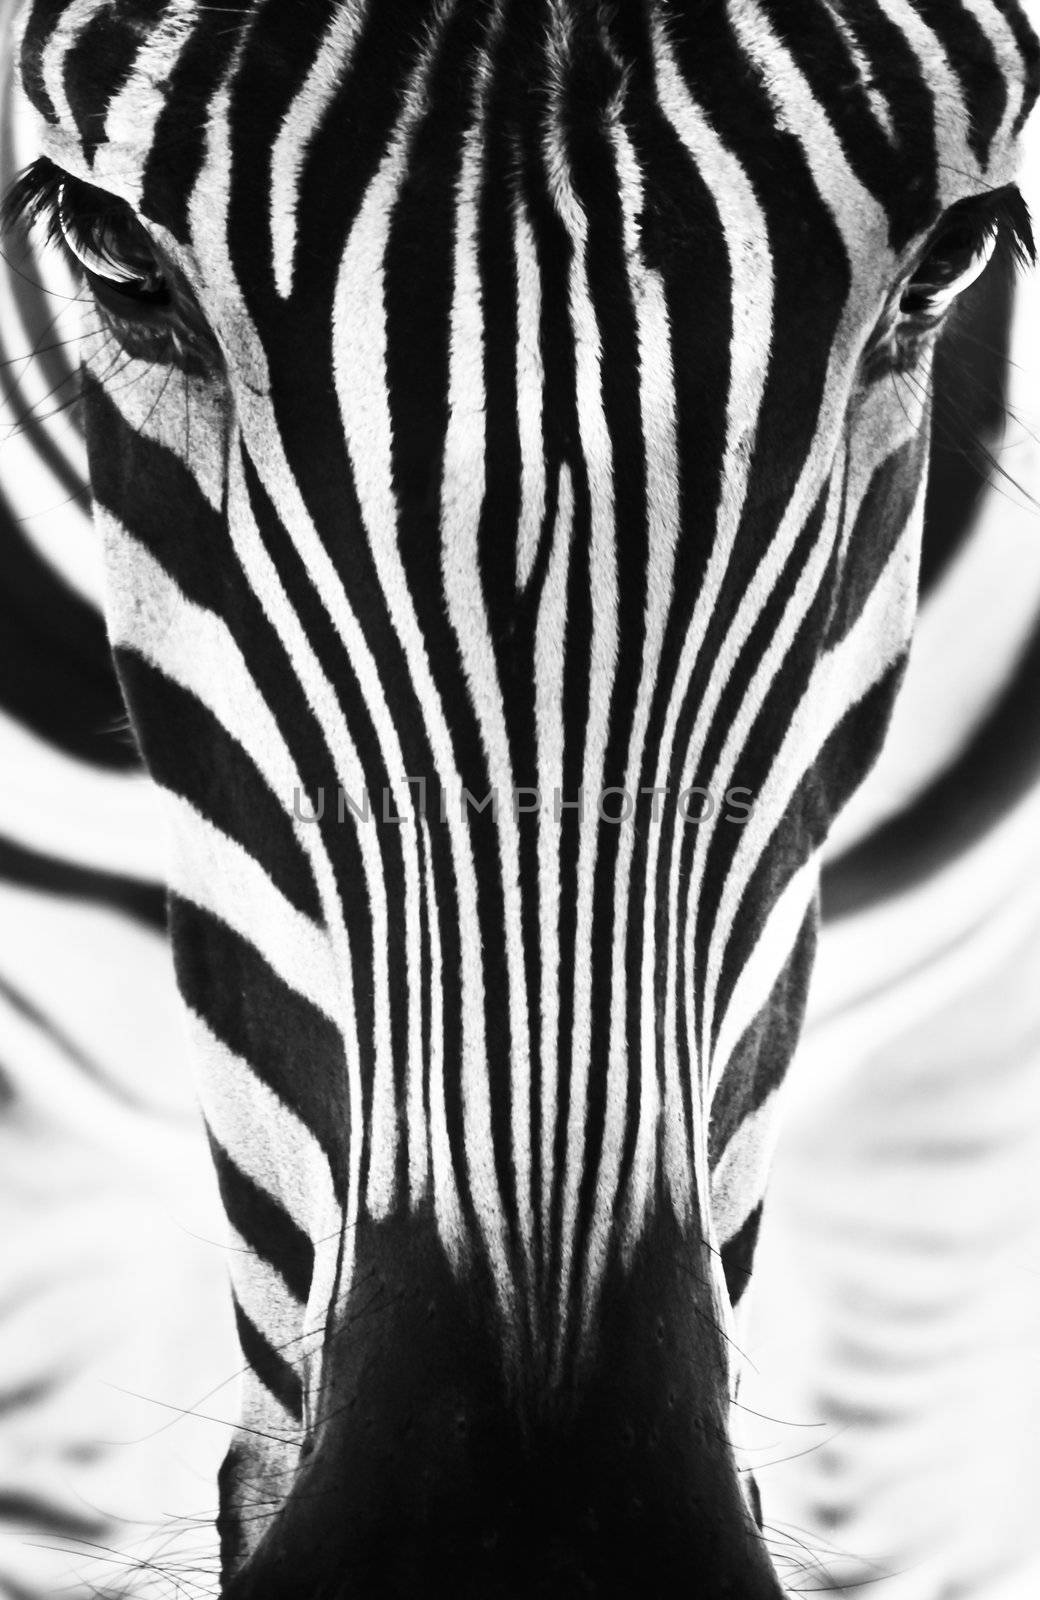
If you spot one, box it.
[14,0,1038,1593]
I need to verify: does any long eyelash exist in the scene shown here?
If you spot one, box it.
[1,155,144,283]
[3,156,218,375]
[993,185,1035,271]
[1,155,66,247]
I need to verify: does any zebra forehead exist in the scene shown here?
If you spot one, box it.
[20,0,1038,205]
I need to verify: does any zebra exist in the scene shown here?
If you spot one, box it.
[2,0,1039,1595]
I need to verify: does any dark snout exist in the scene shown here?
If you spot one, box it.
[221,1212,784,1600]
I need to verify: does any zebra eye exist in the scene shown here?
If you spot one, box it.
[56,175,171,313]
[900,216,999,319]
[865,188,1031,380]
[899,186,1034,325]
[3,157,219,372]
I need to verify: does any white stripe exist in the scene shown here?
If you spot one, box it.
[0,80,97,605]
[534,465,573,1254]
[0,404,99,609]
[0,704,165,880]
[37,0,109,135]
[101,0,200,202]
[805,783,1040,1095]
[105,523,297,804]
[728,0,892,255]
[712,855,819,1087]
[161,788,336,1022]
[584,117,682,1327]
[819,0,897,141]
[270,0,369,297]
[514,196,547,590]
[711,1090,780,1248]
[183,1006,339,1250]
[83,330,229,511]
[0,955,192,1157]
[549,103,620,1357]
[225,1224,309,1370]
[443,84,535,1290]
[976,0,1030,144]
[872,0,978,206]
[422,817,464,1255]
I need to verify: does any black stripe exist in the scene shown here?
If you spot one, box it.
[709,911,817,1168]
[823,609,1040,916]
[0,1579,57,1600]
[0,968,164,1111]
[0,1376,52,1420]
[0,1489,107,1540]
[83,376,228,616]
[715,670,903,1040]
[171,897,349,1191]
[823,433,927,649]
[720,1201,764,1308]
[755,0,939,248]
[62,6,140,160]
[208,1131,315,1307]
[989,0,1040,133]
[0,226,89,504]
[141,8,246,241]
[919,257,1015,600]
[0,500,139,770]
[0,832,165,930]
[116,650,324,924]
[18,0,64,123]
[908,0,1006,165]
[232,1296,304,1422]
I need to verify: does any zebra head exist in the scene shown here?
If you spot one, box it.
[12,0,1038,1594]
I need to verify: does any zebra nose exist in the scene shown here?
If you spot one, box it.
[220,1212,785,1599]
[223,1441,783,1600]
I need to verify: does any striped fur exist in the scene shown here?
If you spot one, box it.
[1,0,1038,1593]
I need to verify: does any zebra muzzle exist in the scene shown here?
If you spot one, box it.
[219,1209,783,1600]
